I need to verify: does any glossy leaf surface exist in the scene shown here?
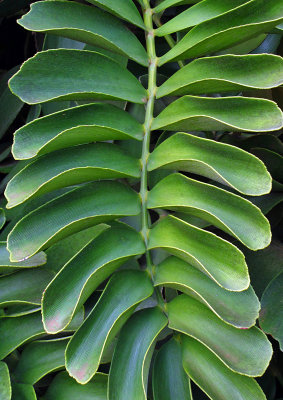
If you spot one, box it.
[0,242,46,274]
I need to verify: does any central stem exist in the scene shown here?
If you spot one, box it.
[140,0,157,276]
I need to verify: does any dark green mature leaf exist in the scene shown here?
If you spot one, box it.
[5,143,140,208]
[152,96,283,133]
[108,308,168,400]
[11,383,36,400]
[66,270,153,383]
[14,338,68,384]
[42,224,145,333]
[7,181,141,262]
[148,215,249,291]
[169,295,272,376]
[19,1,147,66]
[148,173,270,250]
[157,54,283,97]
[12,103,143,160]
[159,0,283,64]
[0,209,5,230]
[0,310,83,359]
[152,337,192,400]
[86,0,144,28]
[156,0,249,35]
[0,67,23,140]
[0,242,46,274]
[252,148,283,189]
[9,50,147,104]
[0,362,11,400]
[259,271,283,351]
[154,256,259,328]
[182,336,267,400]
[44,372,107,400]
[148,133,272,195]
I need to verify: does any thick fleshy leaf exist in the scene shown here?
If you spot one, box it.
[44,372,107,400]
[12,103,143,160]
[0,242,46,274]
[0,310,83,359]
[109,308,168,400]
[0,208,5,229]
[85,0,144,28]
[66,270,153,383]
[156,0,249,35]
[0,268,53,306]
[152,337,192,400]
[152,96,283,133]
[159,0,283,64]
[42,224,145,333]
[252,148,283,189]
[148,133,272,195]
[7,181,141,262]
[9,50,147,104]
[6,143,140,208]
[11,383,36,400]
[148,173,270,250]
[259,271,283,351]
[0,67,23,139]
[154,0,200,13]
[19,1,147,66]
[157,54,283,97]
[0,362,11,400]
[14,338,68,384]
[154,256,259,328]
[148,215,249,291]
[168,295,272,376]
[182,336,267,400]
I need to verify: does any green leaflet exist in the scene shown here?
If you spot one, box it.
[12,103,143,160]
[156,0,248,35]
[148,133,271,195]
[0,310,83,359]
[9,50,147,104]
[19,1,147,66]
[11,383,36,400]
[152,338,192,400]
[168,295,272,376]
[157,54,283,97]
[85,0,144,28]
[159,0,283,64]
[148,215,249,291]
[5,143,140,208]
[0,242,46,274]
[154,0,200,13]
[147,173,271,250]
[108,308,168,400]
[0,208,5,229]
[44,372,107,400]
[66,270,154,384]
[182,336,267,400]
[7,181,141,262]
[252,148,283,190]
[14,338,68,384]
[0,362,11,400]
[154,256,259,328]
[259,271,283,351]
[152,96,283,133]
[42,224,145,333]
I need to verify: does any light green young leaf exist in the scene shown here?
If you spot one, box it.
[154,256,259,328]
[152,337,192,400]
[148,133,272,195]
[5,143,140,208]
[9,50,147,104]
[18,1,147,66]
[108,308,168,400]
[157,54,283,97]
[42,223,145,333]
[148,173,271,250]
[148,215,249,291]
[182,336,267,400]
[12,103,143,160]
[7,181,141,262]
[66,270,154,384]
